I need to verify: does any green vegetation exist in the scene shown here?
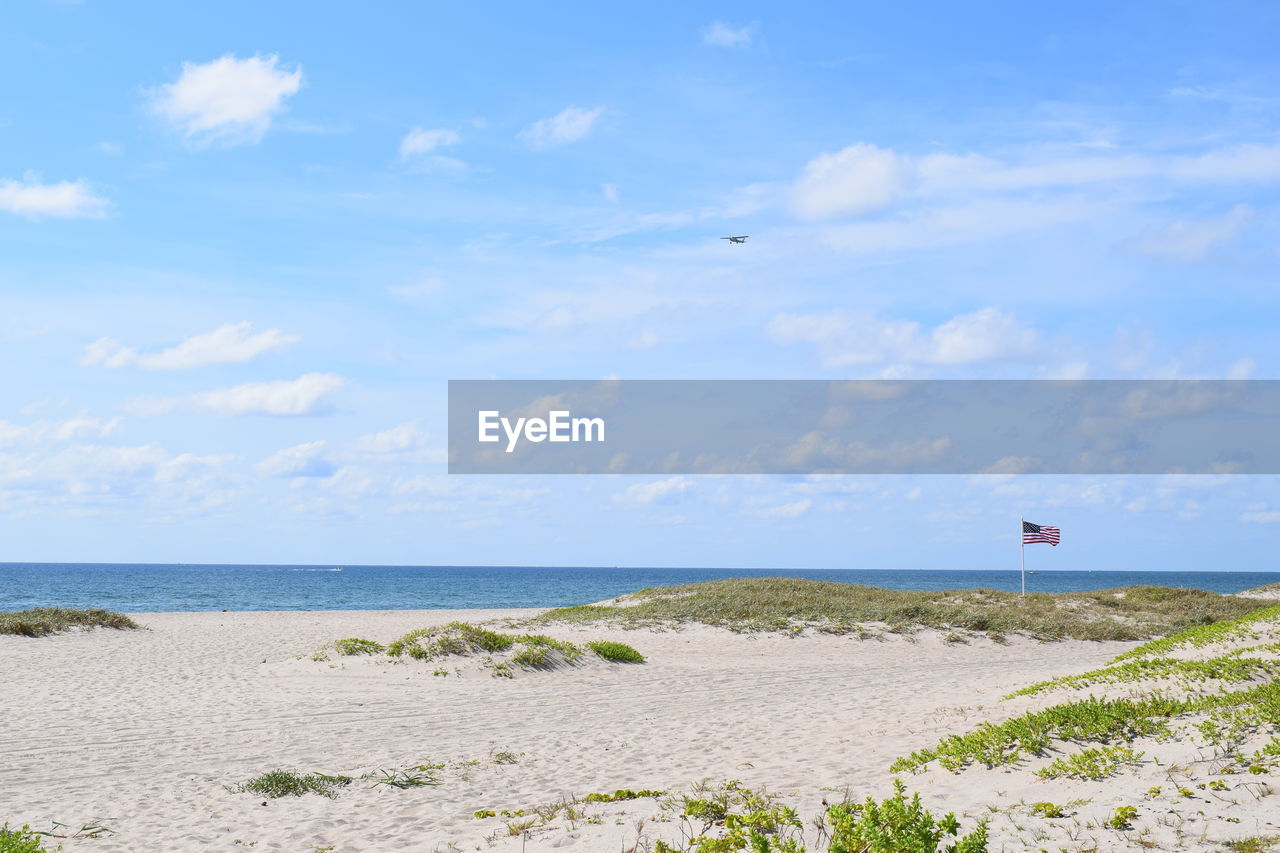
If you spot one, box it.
[894,680,1280,774]
[531,577,1267,640]
[1107,805,1138,830]
[583,788,663,802]
[1112,604,1280,661]
[825,780,988,853]
[0,607,139,637]
[472,779,986,853]
[1010,654,1280,698]
[333,637,384,655]
[1034,745,1143,780]
[0,825,57,853]
[319,621,644,675]
[387,621,515,658]
[366,764,442,788]
[230,770,353,799]
[1221,836,1280,852]
[585,640,645,662]
[1029,802,1065,818]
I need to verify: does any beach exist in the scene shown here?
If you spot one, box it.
[4,604,1280,851]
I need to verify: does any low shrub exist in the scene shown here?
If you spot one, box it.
[0,825,57,853]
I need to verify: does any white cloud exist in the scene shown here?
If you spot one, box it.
[0,177,109,219]
[1242,509,1280,524]
[789,140,1280,227]
[81,322,299,370]
[791,143,910,219]
[1131,204,1253,261]
[767,306,1040,368]
[757,499,811,519]
[602,183,620,203]
[193,373,344,416]
[151,54,303,145]
[0,417,122,448]
[354,423,427,454]
[399,127,460,158]
[615,476,692,505]
[388,278,444,301]
[519,106,603,148]
[256,441,335,477]
[702,21,755,48]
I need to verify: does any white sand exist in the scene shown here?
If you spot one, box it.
[2,610,1276,851]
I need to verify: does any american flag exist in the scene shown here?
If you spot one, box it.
[1023,520,1060,546]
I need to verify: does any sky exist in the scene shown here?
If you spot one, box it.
[1,1,1279,570]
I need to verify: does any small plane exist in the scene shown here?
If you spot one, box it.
[720,235,749,244]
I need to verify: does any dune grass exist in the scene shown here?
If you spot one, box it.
[0,607,139,638]
[343,622,645,674]
[230,769,353,799]
[531,577,1268,641]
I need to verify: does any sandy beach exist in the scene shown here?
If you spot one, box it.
[3,607,1278,852]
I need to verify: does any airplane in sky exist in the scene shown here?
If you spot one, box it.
[720,235,749,244]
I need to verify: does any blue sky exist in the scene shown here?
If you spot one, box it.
[2,1,1279,569]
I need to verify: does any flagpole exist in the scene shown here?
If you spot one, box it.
[1019,516,1026,597]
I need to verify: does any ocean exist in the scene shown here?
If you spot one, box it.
[1,563,1278,613]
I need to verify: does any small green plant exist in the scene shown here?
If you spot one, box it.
[365,765,441,788]
[1107,805,1138,830]
[230,770,353,799]
[333,637,384,656]
[473,810,496,819]
[1030,802,1065,818]
[826,780,988,852]
[584,788,664,802]
[586,640,645,663]
[0,825,58,853]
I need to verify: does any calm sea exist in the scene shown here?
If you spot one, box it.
[1,564,1278,613]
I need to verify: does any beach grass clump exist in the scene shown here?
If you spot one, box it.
[231,769,353,799]
[1034,745,1144,780]
[0,825,56,853]
[365,765,442,788]
[387,622,515,659]
[0,607,139,638]
[531,577,1268,641]
[1111,603,1280,662]
[380,622,639,675]
[333,637,384,656]
[585,640,645,663]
